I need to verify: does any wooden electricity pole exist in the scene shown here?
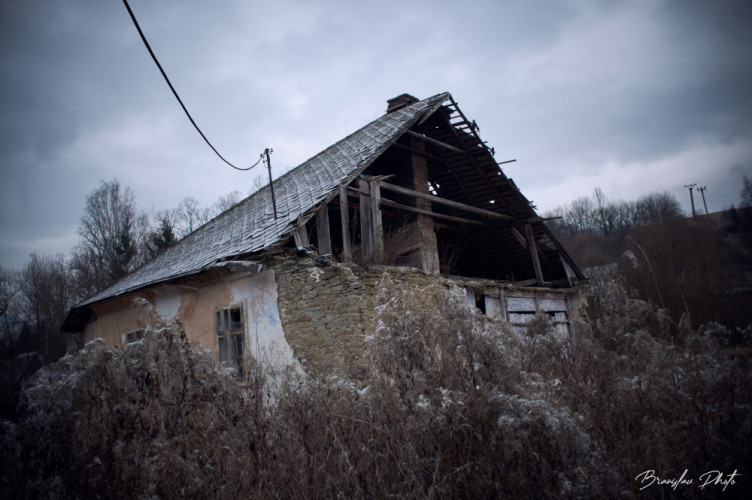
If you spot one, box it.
[264,148,278,219]
[684,183,697,218]
[697,186,709,215]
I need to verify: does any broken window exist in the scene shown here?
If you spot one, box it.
[216,305,245,377]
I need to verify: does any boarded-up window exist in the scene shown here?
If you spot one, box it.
[484,296,502,318]
[216,305,244,377]
[506,296,569,336]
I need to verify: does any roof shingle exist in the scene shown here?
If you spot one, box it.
[79,92,451,307]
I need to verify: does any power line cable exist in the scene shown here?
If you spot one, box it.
[122,0,261,171]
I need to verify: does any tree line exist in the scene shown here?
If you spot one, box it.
[0,176,264,365]
[544,188,684,238]
[550,178,752,331]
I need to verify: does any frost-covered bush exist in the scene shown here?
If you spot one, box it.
[2,277,750,498]
[1,323,268,499]
[353,277,611,498]
[574,281,752,494]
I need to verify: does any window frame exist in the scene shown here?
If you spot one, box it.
[215,303,245,377]
[122,328,145,345]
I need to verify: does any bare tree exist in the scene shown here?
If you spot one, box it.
[0,267,18,319]
[0,267,22,358]
[17,254,74,362]
[741,175,752,208]
[565,197,596,234]
[251,174,265,194]
[174,197,212,237]
[71,180,143,295]
[213,190,242,215]
[592,187,620,234]
[633,192,683,225]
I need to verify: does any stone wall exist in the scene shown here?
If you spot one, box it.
[272,258,440,380]
[273,256,585,382]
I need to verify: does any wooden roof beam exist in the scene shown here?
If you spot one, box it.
[379,181,513,221]
[405,130,467,155]
[390,141,440,160]
[345,187,485,226]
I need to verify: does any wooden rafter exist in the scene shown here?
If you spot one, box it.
[379,181,513,220]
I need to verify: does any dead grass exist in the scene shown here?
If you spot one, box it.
[1,278,750,498]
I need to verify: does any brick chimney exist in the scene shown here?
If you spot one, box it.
[386,93,419,113]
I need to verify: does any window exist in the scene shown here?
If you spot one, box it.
[505,296,570,336]
[216,305,244,377]
[123,328,145,345]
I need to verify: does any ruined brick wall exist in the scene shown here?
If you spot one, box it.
[272,258,439,381]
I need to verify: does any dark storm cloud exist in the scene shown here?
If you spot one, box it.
[1,0,751,269]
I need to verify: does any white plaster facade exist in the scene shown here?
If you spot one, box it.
[83,270,299,372]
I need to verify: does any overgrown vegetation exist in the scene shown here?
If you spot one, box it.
[2,277,750,498]
[547,187,752,330]
[0,178,267,413]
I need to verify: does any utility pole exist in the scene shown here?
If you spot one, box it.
[264,148,278,219]
[697,186,709,215]
[684,183,697,217]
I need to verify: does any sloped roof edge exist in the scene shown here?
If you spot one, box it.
[69,92,452,315]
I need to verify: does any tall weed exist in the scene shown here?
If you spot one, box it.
[2,276,750,498]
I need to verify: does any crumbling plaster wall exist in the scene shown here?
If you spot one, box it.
[83,271,297,369]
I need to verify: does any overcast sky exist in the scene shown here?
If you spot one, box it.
[2,0,751,269]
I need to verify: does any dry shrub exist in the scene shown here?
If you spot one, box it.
[354,277,607,498]
[2,276,750,498]
[0,323,268,499]
[572,282,752,496]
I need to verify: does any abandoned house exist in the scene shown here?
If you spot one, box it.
[62,92,586,379]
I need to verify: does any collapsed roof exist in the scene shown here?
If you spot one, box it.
[64,92,584,331]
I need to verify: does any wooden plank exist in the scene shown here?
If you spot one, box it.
[525,224,544,285]
[405,130,467,155]
[316,204,332,256]
[339,185,352,262]
[380,181,513,220]
[560,253,573,287]
[369,180,384,264]
[485,296,502,318]
[506,297,537,312]
[510,227,528,248]
[537,298,567,312]
[359,180,373,262]
[292,215,309,247]
[347,186,486,226]
[390,141,439,160]
[379,198,486,226]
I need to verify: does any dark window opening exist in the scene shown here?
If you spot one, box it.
[216,305,245,377]
[124,329,144,344]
